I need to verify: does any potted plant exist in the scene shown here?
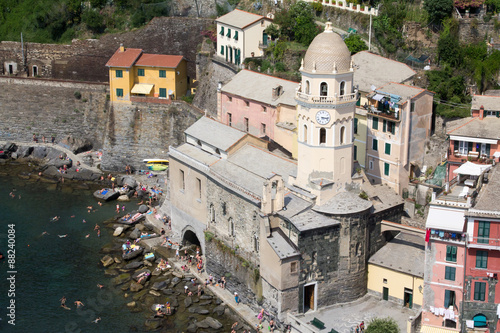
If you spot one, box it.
[360,5,365,11]
[332,0,336,4]
[353,4,357,9]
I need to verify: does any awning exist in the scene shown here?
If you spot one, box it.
[426,206,465,232]
[449,135,498,145]
[372,93,384,101]
[453,161,491,176]
[131,83,154,94]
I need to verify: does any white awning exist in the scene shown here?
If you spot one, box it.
[372,93,384,101]
[449,135,498,145]
[426,206,466,232]
[131,83,154,94]
[453,161,491,176]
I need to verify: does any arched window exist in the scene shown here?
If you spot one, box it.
[320,82,328,96]
[209,204,215,223]
[319,128,326,144]
[303,124,308,143]
[340,126,346,144]
[340,81,346,96]
[305,80,310,94]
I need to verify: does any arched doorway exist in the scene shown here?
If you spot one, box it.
[182,229,202,254]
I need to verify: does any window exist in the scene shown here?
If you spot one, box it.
[228,96,232,102]
[305,80,310,94]
[372,117,379,130]
[446,246,457,262]
[385,143,391,155]
[474,282,486,301]
[340,81,346,96]
[304,125,308,143]
[222,202,227,215]
[227,113,232,126]
[262,106,267,113]
[116,69,123,78]
[226,28,231,37]
[384,163,390,176]
[445,267,456,281]
[159,70,166,78]
[245,100,249,107]
[137,68,145,76]
[410,101,415,112]
[387,121,395,134]
[459,141,472,155]
[372,138,378,151]
[221,45,224,55]
[444,290,455,308]
[197,178,201,199]
[291,262,298,273]
[220,26,224,35]
[354,118,358,134]
[369,160,374,170]
[244,117,249,132]
[340,126,346,144]
[116,88,124,97]
[229,218,235,236]
[383,278,387,284]
[234,31,238,40]
[320,82,328,96]
[320,128,326,144]
[159,88,167,98]
[261,123,266,135]
[254,234,259,253]
[354,145,357,160]
[476,250,488,269]
[478,221,490,244]
[180,170,185,190]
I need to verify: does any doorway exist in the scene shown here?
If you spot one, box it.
[404,288,413,309]
[8,64,13,74]
[383,287,389,301]
[304,284,315,312]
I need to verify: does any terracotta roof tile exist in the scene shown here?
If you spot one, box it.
[135,54,184,68]
[105,48,143,68]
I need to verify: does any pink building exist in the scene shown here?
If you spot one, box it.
[217,69,298,157]
[446,95,500,182]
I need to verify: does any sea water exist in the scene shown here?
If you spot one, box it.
[0,165,146,332]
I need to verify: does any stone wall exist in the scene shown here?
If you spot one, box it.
[0,17,212,83]
[101,100,203,171]
[0,78,108,148]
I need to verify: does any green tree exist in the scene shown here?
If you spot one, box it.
[83,9,105,33]
[423,0,453,25]
[274,1,319,45]
[344,34,368,54]
[365,317,400,333]
[264,23,280,40]
[437,18,462,66]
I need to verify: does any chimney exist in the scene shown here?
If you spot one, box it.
[119,43,125,52]
[479,105,484,120]
[272,85,282,101]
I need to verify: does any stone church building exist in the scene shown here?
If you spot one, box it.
[166,23,404,318]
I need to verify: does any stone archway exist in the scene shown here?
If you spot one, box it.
[182,228,202,254]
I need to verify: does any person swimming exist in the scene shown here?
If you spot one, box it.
[58,234,68,238]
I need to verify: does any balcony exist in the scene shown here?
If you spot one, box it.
[468,236,500,250]
[258,42,268,49]
[448,149,497,165]
[295,91,357,105]
[429,228,465,243]
[367,105,400,121]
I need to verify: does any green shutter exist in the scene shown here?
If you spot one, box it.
[476,250,488,268]
[390,122,395,134]
[159,70,166,78]
[159,88,166,98]
[445,267,456,281]
[354,118,358,134]
[221,45,224,55]
[138,68,144,76]
[454,140,459,152]
[372,117,378,130]
[444,290,451,307]
[486,144,491,157]
[116,88,123,97]
[384,162,389,176]
[234,31,238,40]
[385,143,391,155]
[116,70,123,78]
[468,142,473,152]
[372,138,378,151]
[220,26,224,35]
[478,222,490,243]
[383,119,387,132]
[354,145,357,160]
[226,28,231,37]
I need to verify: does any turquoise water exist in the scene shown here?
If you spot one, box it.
[0,165,146,332]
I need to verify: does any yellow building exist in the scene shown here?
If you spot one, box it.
[354,108,367,168]
[106,45,188,103]
[367,232,425,309]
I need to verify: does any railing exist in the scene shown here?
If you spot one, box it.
[296,91,357,104]
[258,42,268,49]
[304,0,379,16]
[448,149,496,164]
[468,236,500,249]
[429,229,465,243]
[367,105,400,120]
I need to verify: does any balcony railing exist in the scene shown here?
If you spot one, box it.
[448,149,496,164]
[469,236,500,250]
[258,42,268,49]
[429,229,465,243]
[296,91,357,105]
[367,105,400,121]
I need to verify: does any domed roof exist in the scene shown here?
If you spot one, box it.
[302,22,351,74]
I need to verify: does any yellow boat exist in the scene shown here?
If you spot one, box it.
[143,159,169,171]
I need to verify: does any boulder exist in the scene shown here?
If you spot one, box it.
[53,158,72,169]
[171,277,181,287]
[101,255,115,267]
[5,143,17,152]
[117,195,130,202]
[138,204,149,213]
[124,261,143,270]
[203,317,223,329]
[122,176,137,188]
[122,248,143,260]
[197,309,210,315]
[184,297,193,308]
[129,228,141,239]
[113,273,131,285]
[186,324,198,333]
[132,289,149,301]
[162,289,175,295]
[104,269,118,276]
[113,257,122,264]
[32,146,48,159]
[130,282,144,292]
[127,301,136,307]
[17,146,33,158]
[212,305,225,316]
[199,301,211,306]
[149,290,161,297]
[113,227,124,237]
[152,281,168,291]
[144,319,162,331]
[200,295,212,300]
[172,271,183,278]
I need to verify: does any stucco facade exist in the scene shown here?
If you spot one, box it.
[354,108,368,168]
